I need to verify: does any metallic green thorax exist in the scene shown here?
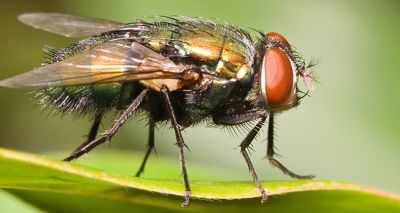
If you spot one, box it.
[137,17,255,113]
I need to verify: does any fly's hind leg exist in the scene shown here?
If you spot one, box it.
[68,111,104,156]
[161,85,191,208]
[63,89,149,162]
[135,119,155,177]
[267,113,315,179]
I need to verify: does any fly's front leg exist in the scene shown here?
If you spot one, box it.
[240,117,268,203]
[161,85,191,208]
[212,101,267,125]
[64,89,149,162]
[212,103,268,202]
[213,110,266,125]
[267,113,315,179]
[135,119,155,177]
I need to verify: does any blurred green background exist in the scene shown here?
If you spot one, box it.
[0,0,399,204]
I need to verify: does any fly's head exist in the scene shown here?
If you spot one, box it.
[255,32,315,113]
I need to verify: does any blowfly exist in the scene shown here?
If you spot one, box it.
[0,12,316,207]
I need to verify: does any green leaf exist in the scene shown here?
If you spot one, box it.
[0,147,399,213]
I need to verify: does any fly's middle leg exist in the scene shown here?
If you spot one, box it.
[69,111,103,156]
[161,85,191,208]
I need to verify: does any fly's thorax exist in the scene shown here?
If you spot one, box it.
[132,19,256,115]
[139,30,253,109]
[181,36,252,81]
[140,21,253,83]
[182,43,252,111]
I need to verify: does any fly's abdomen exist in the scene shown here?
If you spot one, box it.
[36,83,124,115]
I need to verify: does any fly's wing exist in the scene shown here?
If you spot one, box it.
[18,12,123,37]
[0,41,199,91]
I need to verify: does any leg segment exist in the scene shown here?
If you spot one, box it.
[135,119,155,177]
[161,85,191,208]
[213,110,266,125]
[240,116,268,203]
[63,89,149,162]
[212,101,266,125]
[70,111,104,155]
[267,113,315,179]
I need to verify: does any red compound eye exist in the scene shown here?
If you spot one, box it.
[262,47,295,108]
[266,32,291,49]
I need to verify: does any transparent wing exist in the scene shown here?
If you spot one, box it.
[18,12,123,37]
[0,41,197,91]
